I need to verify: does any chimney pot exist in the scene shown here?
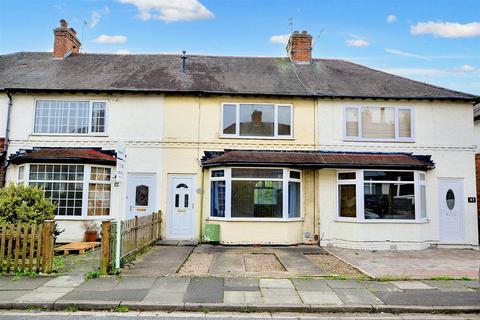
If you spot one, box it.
[286,31,313,64]
[53,19,81,58]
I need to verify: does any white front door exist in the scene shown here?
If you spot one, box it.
[438,179,465,243]
[127,174,156,220]
[167,175,195,240]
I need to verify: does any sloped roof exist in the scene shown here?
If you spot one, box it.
[9,148,116,165]
[202,150,434,170]
[0,52,476,101]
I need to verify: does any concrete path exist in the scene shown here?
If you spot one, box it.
[0,275,478,314]
[122,246,194,277]
[327,248,480,279]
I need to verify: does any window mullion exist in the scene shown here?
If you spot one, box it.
[357,170,364,220]
[274,105,279,138]
[282,169,288,219]
[82,165,91,218]
[225,168,232,219]
[357,107,362,138]
[235,104,240,136]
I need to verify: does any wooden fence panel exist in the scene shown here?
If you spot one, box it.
[0,221,55,274]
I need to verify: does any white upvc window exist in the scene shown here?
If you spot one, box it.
[22,163,113,219]
[33,100,107,135]
[210,167,302,220]
[221,103,293,139]
[336,169,427,222]
[343,106,414,142]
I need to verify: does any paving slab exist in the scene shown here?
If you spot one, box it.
[261,288,301,304]
[62,289,148,301]
[16,287,72,302]
[456,280,480,289]
[122,246,193,276]
[210,253,245,275]
[374,289,480,306]
[0,277,13,288]
[115,277,155,290]
[292,279,331,291]
[151,277,190,292]
[391,281,434,290]
[334,288,384,305]
[184,277,224,303]
[326,280,364,289]
[224,291,262,304]
[42,276,84,288]
[0,290,30,301]
[142,290,185,304]
[275,252,326,276]
[76,278,120,291]
[259,279,294,289]
[422,280,475,292]
[360,281,402,292]
[298,290,343,305]
[224,277,258,288]
[0,277,51,290]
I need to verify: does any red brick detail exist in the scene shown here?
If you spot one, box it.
[286,31,312,63]
[53,19,81,58]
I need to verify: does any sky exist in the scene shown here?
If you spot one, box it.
[0,0,479,95]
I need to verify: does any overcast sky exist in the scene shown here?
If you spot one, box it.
[0,0,479,94]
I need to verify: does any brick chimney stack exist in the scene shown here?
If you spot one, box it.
[53,19,81,58]
[286,31,312,64]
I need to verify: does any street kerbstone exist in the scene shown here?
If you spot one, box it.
[326,280,364,289]
[298,290,343,305]
[152,277,190,292]
[183,277,224,303]
[259,279,294,289]
[115,277,155,290]
[0,277,51,290]
[42,276,84,288]
[292,279,331,291]
[76,278,120,291]
[373,289,480,306]
[360,281,402,292]
[334,288,384,305]
[54,300,120,311]
[62,289,149,301]
[391,281,434,290]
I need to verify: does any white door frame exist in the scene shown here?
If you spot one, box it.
[126,173,157,220]
[438,178,465,244]
[166,174,196,240]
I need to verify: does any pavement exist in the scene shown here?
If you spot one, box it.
[0,275,478,314]
[327,248,480,279]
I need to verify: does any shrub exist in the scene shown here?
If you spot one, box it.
[0,183,57,225]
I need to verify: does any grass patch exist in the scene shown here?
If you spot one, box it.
[84,271,99,280]
[25,305,48,311]
[114,305,129,313]
[429,276,473,281]
[63,305,78,312]
[375,275,412,282]
[320,275,369,280]
[13,270,38,279]
[53,256,65,270]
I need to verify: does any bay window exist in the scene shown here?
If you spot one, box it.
[210,168,301,220]
[337,170,427,221]
[23,164,112,218]
[344,106,413,141]
[34,100,107,135]
[221,103,293,138]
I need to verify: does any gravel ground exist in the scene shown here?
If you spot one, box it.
[177,253,214,275]
[243,253,286,272]
[305,253,365,277]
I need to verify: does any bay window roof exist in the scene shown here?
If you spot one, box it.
[9,148,116,165]
[202,150,434,170]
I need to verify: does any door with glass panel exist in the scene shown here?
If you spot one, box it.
[126,174,156,220]
[167,175,195,239]
[438,179,465,243]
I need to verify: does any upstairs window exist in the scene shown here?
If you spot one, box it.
[344,106,413,141]
[34,100,106,135]
[222,103,293,138]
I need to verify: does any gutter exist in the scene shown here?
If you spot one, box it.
[2,91,13,186]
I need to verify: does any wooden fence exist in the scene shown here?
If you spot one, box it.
[100,212,162,275]
[0,220,55,274]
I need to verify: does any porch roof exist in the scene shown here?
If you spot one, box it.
[9,148,117,165]
[202,150,435,170]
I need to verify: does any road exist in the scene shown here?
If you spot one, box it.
[0,311,478,320]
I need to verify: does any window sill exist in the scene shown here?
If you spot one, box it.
[54,216,112,221]
[334,218,430,224]
[343,138,415,143]
[219,135,294,140]
[30,133,109,138]
[207,217,304,222]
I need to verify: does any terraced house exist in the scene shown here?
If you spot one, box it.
[0,20,478,250]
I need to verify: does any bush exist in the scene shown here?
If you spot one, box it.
[0,184,57,225]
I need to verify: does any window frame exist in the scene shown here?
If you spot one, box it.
[220,102,294,139]
[21,163,113,220]
[32,99,108,136]
[209,167,302,221]
[336,169,428,223]
[343,106,414,142]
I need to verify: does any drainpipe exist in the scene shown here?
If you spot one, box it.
[198,168,205,243]
[2,91,13,187]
